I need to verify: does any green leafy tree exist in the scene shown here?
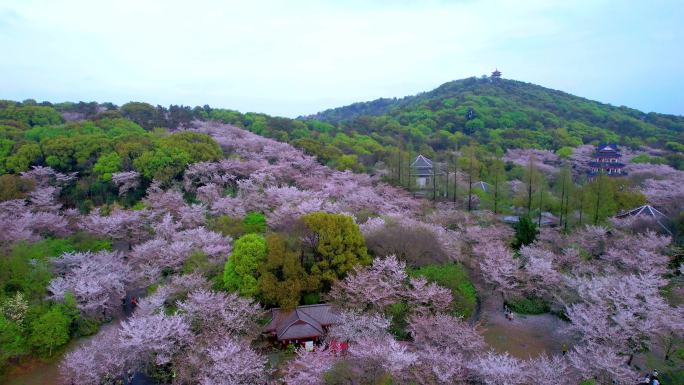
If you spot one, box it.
[93,152,122,181]
[483,157,508,214]
[5,142,41,172]
[556,146,574,159]
[458,145,481,210]
[300,212,370,289]
[585,174,617,225]
[0,314,28,368]
[159,131,223,163]
[120,102,163,130]
[243,212,267,234]
[0,174,35,201]
[258,234,317,310]
[223,234,268,296]
[28,306,71,356]
[512,215,537,249]
[133,146,191,183]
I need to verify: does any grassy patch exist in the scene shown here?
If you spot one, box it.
[506,296,549,315]
[386,302,411,340]
[409,263,477,318]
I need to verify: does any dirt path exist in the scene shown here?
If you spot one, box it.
[464,255,572,359]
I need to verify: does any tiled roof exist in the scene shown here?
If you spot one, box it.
[265,304,339,341]
[411,154,433,168]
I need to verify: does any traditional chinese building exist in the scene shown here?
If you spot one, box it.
[614,205,671,235]
[588,143,626,177]
[264,304,339,345]
[410,154,443,189]
[491,69,502,80]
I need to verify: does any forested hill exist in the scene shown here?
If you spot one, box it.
[306,77,684,153]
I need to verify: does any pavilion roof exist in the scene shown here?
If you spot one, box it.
[265,304,339,341]
[615,205,671,234]
[411,154,433,168]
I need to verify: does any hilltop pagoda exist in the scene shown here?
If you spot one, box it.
[491,69,502,80]
[588,143,626,177]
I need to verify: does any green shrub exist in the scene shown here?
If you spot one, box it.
[209,215,246,238]
[512,215,537,249]
[243,212,267,233]
[302,292,320,305]
[387,302,411,340]
[506,296,549,314]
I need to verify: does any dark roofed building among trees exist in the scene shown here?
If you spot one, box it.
[411,154,444,190]
[589,143,626,177]
[264,304,339,344]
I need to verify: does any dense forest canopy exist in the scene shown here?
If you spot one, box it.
[305,77,684,169]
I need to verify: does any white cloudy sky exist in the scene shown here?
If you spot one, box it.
[0,0,682,117]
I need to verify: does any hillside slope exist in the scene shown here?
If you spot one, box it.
[307,77,684,154]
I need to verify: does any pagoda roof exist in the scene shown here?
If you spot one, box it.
[597,143,621,152]
[411,154,433,168]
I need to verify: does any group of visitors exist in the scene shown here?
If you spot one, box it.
[503,304,513,321]
[638,369,660,385]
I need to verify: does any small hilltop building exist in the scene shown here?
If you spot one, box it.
[491,69,502,81]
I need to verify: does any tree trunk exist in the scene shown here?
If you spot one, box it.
[594,176,602,225]
[559,175,566,227]
[537,182,544,227]
[467,154,473,211]
[494,172,499,214]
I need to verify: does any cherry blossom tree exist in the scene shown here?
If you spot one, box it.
[405,277,453,316]
[476,242,521,292]
[197,338,268,385]
[504,148,560,175]
[21,165,76,187]
[525,354,577,385]
[408,314,485,354]
[328,255,407,311]
[566,272,677,365]
[568,225,608,258]
[0,200,34,242]
[177,289,261,340]
[281,346,338,385]
[28,186,62,212]
[415,346,468,384]
[80,207,151,245]
[129,226,230,275]
[118,313,193,366]
[602,230,671,275]
[327,311,391,343]
[567,342,637,385]
[60,327,130,385]
[49,250,131,320]
[348,336,417,376]
[469,351,528,385]
[111,171,140,196]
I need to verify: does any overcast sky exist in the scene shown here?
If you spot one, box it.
[1,0,682,117]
